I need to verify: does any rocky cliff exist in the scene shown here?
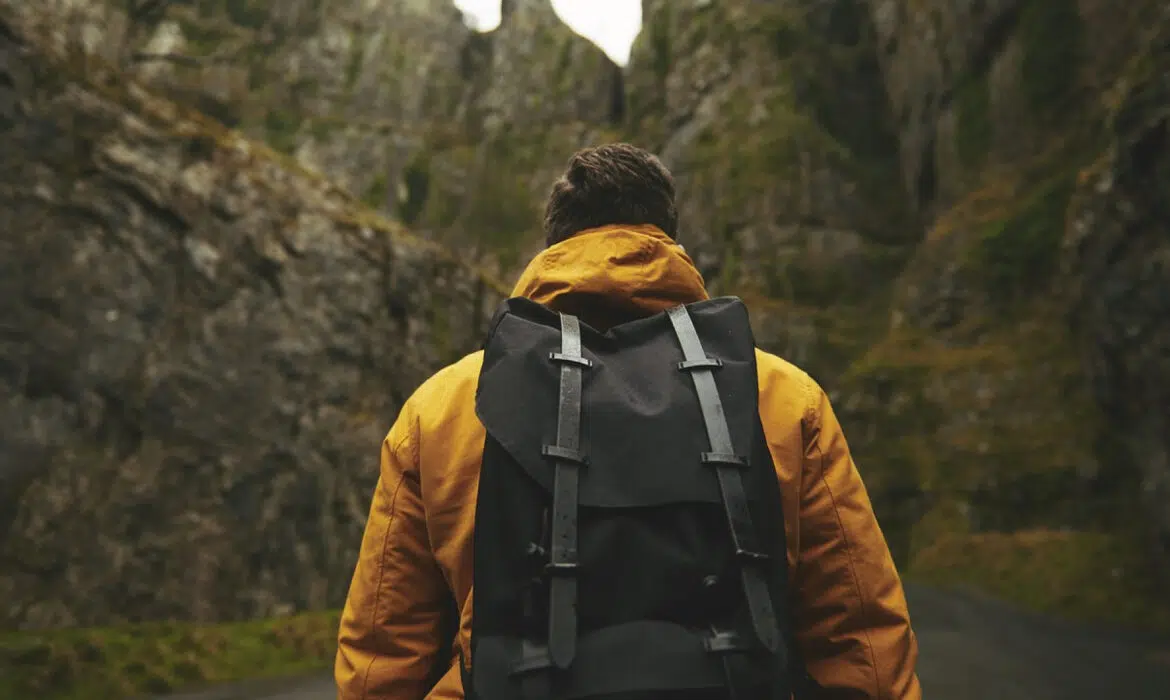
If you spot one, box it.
[626,0,1170,619]
[7,0,621,260]
[2,0,1169,631]
[0,7,502,628]
[857,0,1170,591]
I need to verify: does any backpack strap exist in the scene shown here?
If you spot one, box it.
[667,305,781,654]
[542,312,591,670]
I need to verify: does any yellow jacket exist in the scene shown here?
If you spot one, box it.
[336,224,921,700]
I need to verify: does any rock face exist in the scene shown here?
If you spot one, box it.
[8,0,469,199]
[623,0,911,384]
[0,9,500,628]
[623,0,1170,598]
[867,0,1156,210]
[1065,23,1170,575]
[4,0,621,253]
[389,0,625,267]
[852,0,1170,581]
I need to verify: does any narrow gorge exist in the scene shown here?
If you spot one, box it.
[1,0,1168,635]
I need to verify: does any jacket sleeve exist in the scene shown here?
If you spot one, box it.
[336,399,448,700]
[793,384,921,700]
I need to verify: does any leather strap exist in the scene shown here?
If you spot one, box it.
[668,305,781,653]
[543,312,589,669]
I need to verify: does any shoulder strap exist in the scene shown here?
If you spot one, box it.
[667,305,781,653]
[543,312,591,669]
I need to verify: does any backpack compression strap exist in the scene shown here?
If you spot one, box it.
[542,312,591,670]
[667,305,781,654]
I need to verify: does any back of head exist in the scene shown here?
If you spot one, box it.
[543,143,679,248]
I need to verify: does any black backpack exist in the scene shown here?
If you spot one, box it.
[459,296,814,700]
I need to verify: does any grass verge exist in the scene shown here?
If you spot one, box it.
[908,529,1170,632]
[0,611,339,700]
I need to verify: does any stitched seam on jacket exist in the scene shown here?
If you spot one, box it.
[814,413,884,699]
[358,429,413,699]
[799,373,818,558]
[802,373,818,427]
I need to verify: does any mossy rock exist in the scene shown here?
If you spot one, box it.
[837,315,1105,521]
[1018,0,1084,120]
[411,139,541,264]
[974,171,1075,306]
[398,122,615,267]
[909,529,1170,631]
[954,69,992,168]
[0,611,341,700]
[220,0,270,31]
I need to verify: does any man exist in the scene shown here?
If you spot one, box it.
[336,143,921,700]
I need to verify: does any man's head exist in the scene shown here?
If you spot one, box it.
[542,143,678,248]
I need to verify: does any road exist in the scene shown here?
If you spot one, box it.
[906,584,1170,698]
[160,584,1170,700]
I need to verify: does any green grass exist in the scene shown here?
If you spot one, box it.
[908,530,1170,631]
[0,611,340,700]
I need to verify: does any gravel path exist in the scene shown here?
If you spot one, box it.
[157,584,1170,699]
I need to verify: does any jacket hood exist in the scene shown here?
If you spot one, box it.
[510,224,709,329]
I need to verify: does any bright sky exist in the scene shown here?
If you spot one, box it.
[452,0,642,66]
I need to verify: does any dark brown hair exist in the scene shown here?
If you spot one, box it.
[542,143,678,247]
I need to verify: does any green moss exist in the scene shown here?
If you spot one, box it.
[954,69,993,167]
[648,3,673,82]
[308,118,333,142]
[263,110,302,155]
[836,310,1108,545]
[767,10,810,61]
[975,171,1074,304]
[362,173,388,209]
[179,20,232,56]
[397,153,431,226]
[409,131,547,262]
[909,530,1170,631]
[715,245,742,297]
[681,88,853,236]
[0,611,340,700]
[765,242,908,307]
[345,39,365,90]
[222,0,268,30]
[554,39,575,78]
[1018,0,1084,118]
[465,169,539,264]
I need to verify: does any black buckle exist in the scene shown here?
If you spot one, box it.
[541,444,587,466]
[509,643,553,676]
[678,357,723,371]
[545,560,579,575]
[735,548,771,564]
[549,351,593,368]
[701,452,749,468]
[702,629,750,654]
